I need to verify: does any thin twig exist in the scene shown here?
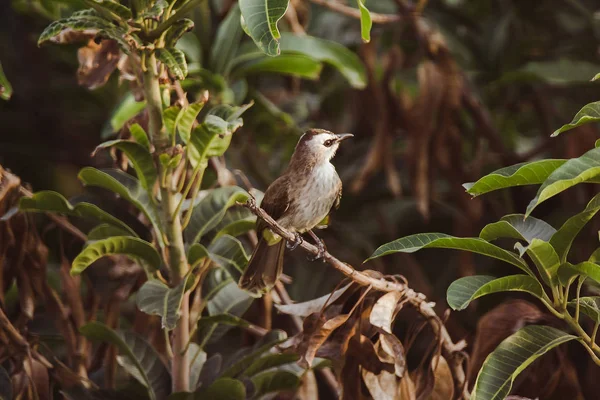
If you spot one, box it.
[309,0,402,24]
[241,199,469,398]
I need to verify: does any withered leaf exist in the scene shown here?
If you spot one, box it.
[379,332,406,378]
[77,39,120,90]
[362,369,398,400]
[370,291,403,333]
[275,283,354,317]
[298,313,351,368]
[429,355,454,400]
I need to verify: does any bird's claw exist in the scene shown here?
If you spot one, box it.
[308,238,327,262]
[286,233,303,250]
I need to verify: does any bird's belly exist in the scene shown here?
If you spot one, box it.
[278,165,340,232]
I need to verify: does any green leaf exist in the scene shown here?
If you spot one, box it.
[208,102,253,122]
[163,105,184,139]
[557,261,600,286]
[138,0,167,19]
[93,140,158,191]
[0,61,13,101]
[165,19,195,47]
[464,160,566,196]
[80,322,170,400]
[233,54,322,79]
[0,365,12,400]
[239,0,289,56]
[479,214,556,243]
[136,277,188,330]
[87,0,132,20]
[87,223,134,240]
[188,243,209,269]
[356,0,372,42]
[526,147,600,217]
[189,343,207,390]
[207,235,250,280]
[367,233,533,275]
[243,353,299,377]
[197,313,250,346]
[593,72,600,82]
[519,59,600,85]
[472,325,577,400]
[188,116,243,166]
[196,378,246,400]
[567,296,600,322]
[129,123,151,150]
[71,236,161,275]
[214,208,256,239]
[279,33,367,89]
[19,190,136,236]
[447,275,546,311]
[103,92,147,138]
[522,239,561,286]
[157,48,188,80]
[251,370,300,397]
[552,101,600,136]
[78,168,163,247]
[221,330,287,377]
[550,193,600,263]
[177,102,205,144]
[184,187,250,244]
[210,4,243,73]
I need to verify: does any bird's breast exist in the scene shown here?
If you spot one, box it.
[279,163,341,232]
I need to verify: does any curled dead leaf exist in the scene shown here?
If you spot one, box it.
[77,39,120,90]
[370,291,403,333]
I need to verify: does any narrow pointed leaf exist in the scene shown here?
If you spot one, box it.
[78,168,163,246]
[447,275,545,311]
[567,297,600,322]
[80,322,170,400]
[94,140,158,190]
[552,101,600,136]
[19,190,136,236]
[367,233,533,275]
[526,147,600,216]
[464,160,566,196]
[472,325,577,400]
[210,4,242,73]
[71,236,160,275]
[550,193,600,263]
[129,123,151,150]
[480,214,556,243]
[239,0,289,56]
[0,61,13,101]
[157,48,188,80]
[137,278,188,330]
[184,187,250,244]
[177,102,205,144]
[356,0,372,42]
[557,261,600,286]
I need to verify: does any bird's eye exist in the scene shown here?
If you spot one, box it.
[323,139,334,147]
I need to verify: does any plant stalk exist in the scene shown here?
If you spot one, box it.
[143,51,190,392]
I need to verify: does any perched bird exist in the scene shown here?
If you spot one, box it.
[239,129,353,295]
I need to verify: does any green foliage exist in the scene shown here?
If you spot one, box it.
[471,326,577,400]
[239,0,289,56]
[157,48,189,80]
[93,139,158,190]
[552,101,600,136]
[137,276,190,330]
[0,61,13,101]
[356,0,372,43]
[103,93,147,138]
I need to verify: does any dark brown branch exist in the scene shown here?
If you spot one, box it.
[309,0,402,24]
[242,199,469,399]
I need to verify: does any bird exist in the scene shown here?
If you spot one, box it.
[239,129,353,295]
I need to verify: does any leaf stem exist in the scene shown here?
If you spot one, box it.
[575,277,584,323]
[181,162,207,230]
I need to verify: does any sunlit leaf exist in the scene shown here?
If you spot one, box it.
[550,193,600,263]
[568,296,600,322]
[137,277,189,330]
[184,186,250,244]
[80,322,170,400]
[157,48,188,80]
[524,239,560,287]
[187,115,244,166]
[552,101,600,136]
[447,275,546,311]
[367,233,533,276]
[557,261,600,286]
[464,160,566,196]
[71,236,160,275]
[93,140,158,191]
[129,123,151,150]
[177,102,205,144]
[239,0,289,56]
[232,54,323,79]
[356,0,372,42]
[163,105,184,139]
[526,147,600,217]
[479,214,556,243]
[472,325,577,400]
[19,190,136,236]
[78,168,163,246]
[0,61,13,101]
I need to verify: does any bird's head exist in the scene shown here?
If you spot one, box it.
[295,129,353,164]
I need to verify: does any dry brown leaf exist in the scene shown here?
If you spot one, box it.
[275,283,354,317]
[370,291,403,333]
[379,332,406,378]
[299,313,351,368]
[428,355,454,400]
[362,369,399,400]
[398,373,417,400]
[296,370,319,400]
[77,39,120,90]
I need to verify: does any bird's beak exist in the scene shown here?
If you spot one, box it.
[335,133,354,143]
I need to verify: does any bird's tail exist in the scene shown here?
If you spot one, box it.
[239,238,285,295]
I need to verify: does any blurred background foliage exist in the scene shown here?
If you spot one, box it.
[2,0,600,398]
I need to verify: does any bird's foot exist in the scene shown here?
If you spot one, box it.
[286,233,303,250]
[307,231,327,262]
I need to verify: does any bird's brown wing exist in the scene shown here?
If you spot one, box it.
[256,175,291,233]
